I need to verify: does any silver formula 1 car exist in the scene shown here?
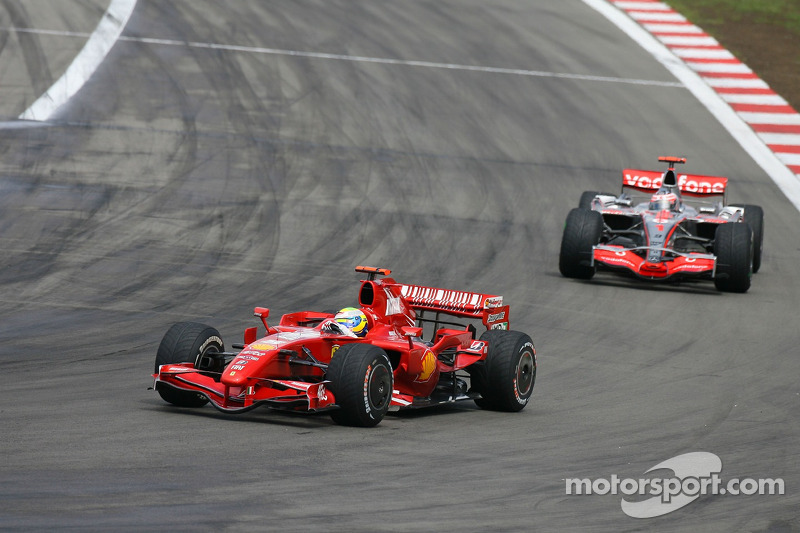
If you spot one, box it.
[559,157,763,292]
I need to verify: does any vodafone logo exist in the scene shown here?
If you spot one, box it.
[599,255,635,268]
[623,171,727,194]
[677,174,726,194]
[623,171,663,190]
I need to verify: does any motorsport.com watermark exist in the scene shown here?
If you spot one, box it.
[565,452,785,518]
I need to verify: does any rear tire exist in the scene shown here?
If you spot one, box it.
[578,190,614,209]
[559,207,603,279]
[327,344,393,427]
[714,223,752,293]
[471,330,536,412]
[731,204,764,273]
[154,322,223,407]
[579,191,600,209]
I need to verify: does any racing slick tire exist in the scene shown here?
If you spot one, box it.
[154,322,223,407]
[326,343,393,427]
[731,204,764,273]
[578,190,614,210]
[714,222,752,293]
[579,191,600,209]
[559,207,603,279]
[471,330,536,412]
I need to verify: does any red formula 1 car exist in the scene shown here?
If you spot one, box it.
[559,157,763,292]
[152,266,536,427]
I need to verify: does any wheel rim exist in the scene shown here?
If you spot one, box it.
[515,350,535,397]
[195,345,220,371]
[368,363,392,410]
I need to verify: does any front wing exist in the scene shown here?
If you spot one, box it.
[154,364,429,414]
[154,364,337,413]
[593,245,716,280]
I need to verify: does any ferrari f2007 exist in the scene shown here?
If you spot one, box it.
[152,267,536,427]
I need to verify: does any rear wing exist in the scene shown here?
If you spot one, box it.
[399,284,509,330]
[622,168,728,201]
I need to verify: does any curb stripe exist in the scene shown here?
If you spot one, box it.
[658,36,719,46]
[714,87,777,95]
[769,145,800,154]
[722,94,788,106]
[751,124,800,134]
[643,23,702,33]
[629,12,687,22]
[776,153,800,164]
[686,58,745,65]
[704,78,769,89]
[615,1,672,10]
[698,71,758,79]
[734,105,796,114]
[671,48,733,60]
[759,133,800,144]
[685,60,752,72]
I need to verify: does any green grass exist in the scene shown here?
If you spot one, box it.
[666,0,800,33]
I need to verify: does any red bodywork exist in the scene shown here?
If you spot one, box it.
[153,266,511,413]
[593,246,717,279]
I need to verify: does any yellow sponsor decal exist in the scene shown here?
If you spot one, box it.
[250,343,276,350]
[417,350,436,382]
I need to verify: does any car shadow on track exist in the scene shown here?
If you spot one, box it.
[140,398,485,428]
[140,400,337,429]
[142,398,494,429]
[545,271,726,296]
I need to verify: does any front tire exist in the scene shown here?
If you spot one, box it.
[559,207,603,279]
[714,223,752,293]
[472,330,536,412]
[731,204,764,273]
[326,344,393,427]
[154,322,223,407]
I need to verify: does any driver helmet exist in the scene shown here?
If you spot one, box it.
[335,307,369,337]
[649,190,679,211]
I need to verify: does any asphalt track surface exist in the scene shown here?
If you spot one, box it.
[1,1,799,531]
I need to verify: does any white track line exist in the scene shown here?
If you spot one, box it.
[4,27,684,89]
[126,35,685,87]
[18,0,137,121]
[583,0,800,212]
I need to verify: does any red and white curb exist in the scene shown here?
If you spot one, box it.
[610,1,800,179]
